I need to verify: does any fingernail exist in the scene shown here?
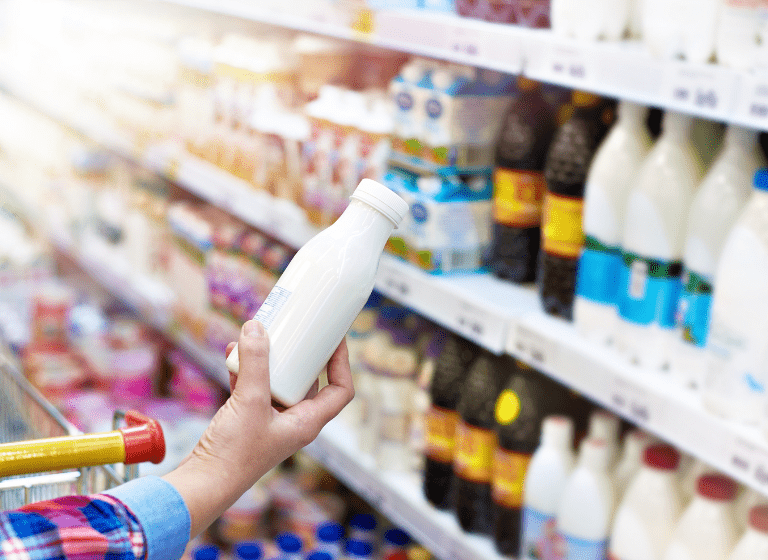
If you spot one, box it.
[244,320,265,337]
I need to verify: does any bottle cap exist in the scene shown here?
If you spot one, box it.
[697,474,737,501]
[542,416,574,450]
[306,553,334,560]
[276,533,303,553]
[750,505,768,533]
[317,521,344,543]
[350,513,377,531]
[384,528,411,547]
[644,444,680,471]
[347,540,374,557]
[407,546,431,560]
[235,542,263,560]
[351,179,409,226]
[194,545,220,560]
[754,168,768,192]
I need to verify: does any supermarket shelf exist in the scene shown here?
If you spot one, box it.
[305,419,506,560]
[159,0,768,129]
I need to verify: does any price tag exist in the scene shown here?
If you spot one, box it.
[454,302,488,340]
[663,65,737,117]
[513,324,554,369]
[610,376,658,427]
[376,262,414,302]
[547,44,592,84]
[735,73,768,127]
[728,437,757,478]
[448,25,487,59]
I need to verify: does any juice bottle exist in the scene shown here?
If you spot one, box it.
[540,92,615,320]
[453,350,505,534]
[489,77,556,284]
[424,334,480,509]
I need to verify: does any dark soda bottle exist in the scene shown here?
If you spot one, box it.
[453,350,507,534]
[540,91,615,320]
[424,333,479,509]
[491,359,571,555]
[490,77,557,283]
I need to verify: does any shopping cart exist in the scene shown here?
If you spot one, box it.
[0,349,165,510]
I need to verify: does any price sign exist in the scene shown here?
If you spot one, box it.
[663,65,737,117]
[448,25,486,59]
[728,437,768,489]
[609,376,659,427]
[735,73,768,127]
[375,261,414,302]
[548,44,592,84]
[513,324,555,369]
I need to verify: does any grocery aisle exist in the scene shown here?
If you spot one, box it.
[2,1,768,560]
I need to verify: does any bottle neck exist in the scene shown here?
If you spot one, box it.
[640,466,678,487]
[618,101,647,130]
[333,199,397,253]
[723,125,758,155]
[662,113,693,142]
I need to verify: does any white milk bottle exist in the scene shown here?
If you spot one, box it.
[520,416,575,560]
[390,59,429,151]
[628,0,645,37]
[610,444,683,560]
[550,0,579,37]
[734,488,768,534]
[573,0,632,41]
[643,0,718,62]
[729,505,768,560]
[716,0,766,70]
[678,458,715,505]
[575,101,652,345]
[617,112,702,370]
[663,474,738,560]
[703,169,768,424]
[556,438,615,560]
[377,343,418,471]
[613,429,654,500]
[587,410,621,469]
[672,126,763,388]
[226,179,408,406]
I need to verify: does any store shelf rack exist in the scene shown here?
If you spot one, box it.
[159,0,768,129]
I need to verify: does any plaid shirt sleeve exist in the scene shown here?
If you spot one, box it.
[0,493,146,560]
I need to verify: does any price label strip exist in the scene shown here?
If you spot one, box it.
[545,43,594,86]
[375,260,415,304]
[448,24,490,60]
[735,72,768,127]
[513,323,557,370]
[663,64,738,119]
[609,376,664,428]
[727,436,768,490]
[453,301,506,353]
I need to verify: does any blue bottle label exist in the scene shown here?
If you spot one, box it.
[676,268,713,347]
[618,252,682,328]
[520,506,557,560]
[559,532,608,560]
[576,236,622,305]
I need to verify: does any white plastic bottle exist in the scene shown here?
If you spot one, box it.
[616,112,702,370]
[377,344,418,471]
[643,0,719,62]
[575,101,652,345]
[550,0,580,38]
[716,0,766,70]
[729,505,768,560]
[520,416,575,560]
[570,0,632,41]
[735,488,768,534]
[610,444,683,560]
[703,169,768,424]
[672,126,764,388]
[663,474,738,560]
[613,429,654,500]
[226,179,407,406]
[587,410,621,469]
[556,438,615,560]
[678,458,715,506]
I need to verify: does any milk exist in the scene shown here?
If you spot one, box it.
[663,475,738,560]
[520,416,575,560]
[587,410,621,469]
[575,101,652,345]
[617,112,702,370]
[716,0,768,70]
[729,505,768,560]
[613,430,654,500]
[556,438,614,560]
[610,445,683,560]
[704,169,768,424]
[566,0,632,41]
[643,0,719,62]
[672,126,763,388]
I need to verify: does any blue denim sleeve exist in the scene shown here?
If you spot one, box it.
[105,476,191,560]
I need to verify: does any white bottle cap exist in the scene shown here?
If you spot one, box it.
[351,179,409,226]
[542,415,574,451]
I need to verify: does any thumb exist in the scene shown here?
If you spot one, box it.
[232,320,272,410]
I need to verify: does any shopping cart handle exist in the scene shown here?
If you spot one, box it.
[120,411,166,465]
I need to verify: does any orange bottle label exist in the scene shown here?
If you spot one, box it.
[454,421,498,484]
[493,168,546,228]
[542,193,585,258]
[492,449,531,508]
[425,406,459,463]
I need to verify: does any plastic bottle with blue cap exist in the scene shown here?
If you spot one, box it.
[382,528,411,559]
[704,168,768,425]
[348,514,377,545]
[235,542,264,560]
[226,179,408,407]
[315,521,344,559]
[305,552,334,560]
[276,533,303,560]
[194,545,220,560]
[346,540,375,560]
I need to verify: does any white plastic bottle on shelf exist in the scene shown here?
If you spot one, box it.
[377,344,418,471]
[610,444,683,560]
[703,169,768,425]
[575,101,652,345]
[628,0,645,37]
[716,0,765,70]
[663,474,738,560]
[226,179,408,406]
[678,458,715,505]
[357,331,389,455]
[613,429,654,500]
[729,505,768,560]
[642,0,719,62]
[587,410,621,469]
[556,438,615,560]
[390,59,430,150]
[735,488,768,534]
[616,112,702,370]
[550,0,581,38]
[570,0,632,41]
[672,126,764,388]
[520,416,575,560]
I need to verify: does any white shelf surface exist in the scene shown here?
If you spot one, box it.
[305,419,506,560]
[159,0,768,129]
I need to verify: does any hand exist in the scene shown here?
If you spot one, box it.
[163,319,354,538]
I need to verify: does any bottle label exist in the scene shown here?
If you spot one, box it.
[493,169,546,228]
[542,193,584,259]
[254,286,292,329]
[492,449,531,508]
[520,507,557,560]
[576,236,622,305]
[425,406,459,463]
[676,268,713,347]
[454,421,498,483]
[558,532,608,560]
[618,252,682,328]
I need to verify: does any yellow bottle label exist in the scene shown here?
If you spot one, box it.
[493,169,546,228]
[542,193,585,258]
[454,421,498,484]
[492,449,531,508]
[425,406,459,464]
